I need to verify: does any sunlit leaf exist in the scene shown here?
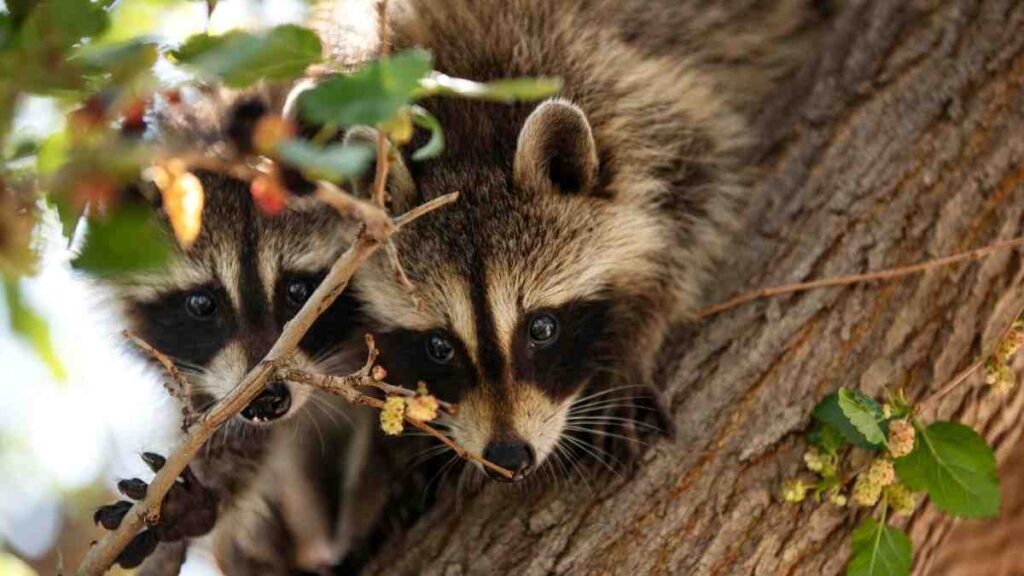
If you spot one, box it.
[171,25,322,87]
[18,0,109,51]
[837,388,886,446]
[417,72,562,103]
[812,391,884,450]
[847,517,911,576]
[409,105,444,160]
[75,38,159,82]
[276,140,373,182]
[894,421,999,518]
[37,131,69,175]
[299,49,433,127]
[159,170,204,249]
[97,0,178,45]
[3,275,65,381]
[73,205,170,275]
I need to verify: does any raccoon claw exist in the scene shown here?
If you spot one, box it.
[94,500,132,530]
[95,453,219,569]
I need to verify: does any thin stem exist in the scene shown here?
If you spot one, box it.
[698,236,1024,318]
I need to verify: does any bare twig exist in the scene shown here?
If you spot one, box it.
[372,130,390,209]
[281,336,496,475]
[281,367,510,478]
[377,0,391,57]
[123,330,197,429]
[917,297,1024,413]
[698,235,1024,318]
[76,192,458,576]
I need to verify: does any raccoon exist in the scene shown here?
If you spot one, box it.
[335,0,827,482]
[94,92,371,574]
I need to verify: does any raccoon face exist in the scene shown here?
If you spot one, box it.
[355,100,672,481]
[117,171,358,426]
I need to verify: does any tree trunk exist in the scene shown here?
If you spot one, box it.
[364,0,1024,573]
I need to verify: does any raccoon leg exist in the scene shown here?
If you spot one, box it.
[92,452,219,569]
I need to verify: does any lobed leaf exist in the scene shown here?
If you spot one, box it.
[409,105,444,160]
[812,391,882,449]
[417,72,563,103]
[276,140,374,182]
[298,49,433,127]
[893,421,1000,518]
[847,517,912,576]
[837,388,887,446]
[73,205,170,275]
[171,24,322,88]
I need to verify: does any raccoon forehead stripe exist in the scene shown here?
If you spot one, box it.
[469,263,505,386]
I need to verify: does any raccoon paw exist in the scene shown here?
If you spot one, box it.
[93,452,219,569]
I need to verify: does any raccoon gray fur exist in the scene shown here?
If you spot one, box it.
[328,0,829,483]
[96,90,373,574]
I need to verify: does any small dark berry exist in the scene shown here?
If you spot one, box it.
[279,164,316,196]
[226,98,269,154]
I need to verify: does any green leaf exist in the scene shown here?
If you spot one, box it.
[21,0,109,50]
[893,421,1000,518]
[37,131,69,176]
[275,140,374,182]
[417,73,563,103]
[171,25,322,87]
[3,276,65,381]
[409,105,444,160]
[837,388,886,446]
[75,38,159,82]
[808,422,847,456]
[847,517,912,576]
[299,49,433,127]
[812,392,880,450]
[73,205,170,275]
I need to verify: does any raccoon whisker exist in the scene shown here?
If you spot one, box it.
[406,444,451,466]
[423,454,460,508]
[564,425,650,445]
[570,384,651,406]
[568,402,655,415]
[556,439,595,496]
[566,416,664,433]
[306,394,354,428]
[309,342,349,365]
[560,433,623,479]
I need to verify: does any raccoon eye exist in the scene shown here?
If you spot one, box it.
[286,278,316,307]
[185,291,217,318]
[425,332,455,364]
[528,313,558,346]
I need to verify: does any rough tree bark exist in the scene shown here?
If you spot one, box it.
[363,0,1024,574]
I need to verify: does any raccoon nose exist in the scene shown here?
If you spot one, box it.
[482,440,536,481]
[241,381,292,423]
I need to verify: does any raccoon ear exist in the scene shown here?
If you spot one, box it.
[514,100,599,195]
[342,126,415,206]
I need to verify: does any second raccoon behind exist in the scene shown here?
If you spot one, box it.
[95,92,374,575]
